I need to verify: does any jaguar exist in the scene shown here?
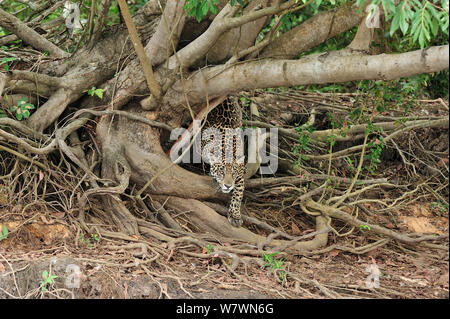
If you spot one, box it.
[200,98,245,227]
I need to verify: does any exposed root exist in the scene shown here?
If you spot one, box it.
[0,89,448,299]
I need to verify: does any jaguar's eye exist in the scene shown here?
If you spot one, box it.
[214,165,223,176]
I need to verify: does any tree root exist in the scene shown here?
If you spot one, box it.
[151,195,329,252]
[306,199,449,245]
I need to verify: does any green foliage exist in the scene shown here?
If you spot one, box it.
[431,200,449,213]
[184,0,221,22]
[79,233,99,248]
[91,233,99,242]
[0,56,17,71]
[262,252,286,281]
[345,156,355,172]
[0,224,8,241]
[293,124,315,165]
[0,1,34,23]
[39,270,58,292]
[357,0,449,48]
[205,243,215,253]
[365,136,385,174]
[278,12,298,32]
[107,1,121,26]
[87,87,104,99]
[363,122,385,174]
[239,96,250,106]
[356,75,438,111]
[10,98,35,120]
[359,224,371,231]
[294,124,315,152]
[326,134,338,153]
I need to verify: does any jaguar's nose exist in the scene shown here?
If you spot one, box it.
[222,184,234,193]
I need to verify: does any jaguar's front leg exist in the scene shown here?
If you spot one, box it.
[228,176,244,227]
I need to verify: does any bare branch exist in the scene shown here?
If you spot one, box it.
[347,5,374,52]
[144,0,186,67]
[167,0,300,70]
[89,0,111,48]
[0,7,69,58]
[164,45,449,108]
[0,17,65,46]
[260,2,365,59]
[9,70,63,88]
[117,0,162,101]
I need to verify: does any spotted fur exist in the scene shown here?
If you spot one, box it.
[200,99,245,227]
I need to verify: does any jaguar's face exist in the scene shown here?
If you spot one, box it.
[210,162,242,193]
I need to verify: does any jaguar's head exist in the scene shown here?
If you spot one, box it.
[210,161,243,193]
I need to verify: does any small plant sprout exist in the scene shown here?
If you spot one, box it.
[40,270,58,292]
[360,224,371,231]
[431,200,449,213]
[91,233,99,242]
[206,243,214,254]
[239,96,250,108]
[79,233,99,248]
[87,87,104,99]
[262,252,286,282]
[0,56,17,71]
[0,224,8,241]
[10,98,35,120]
[293,124,315,166]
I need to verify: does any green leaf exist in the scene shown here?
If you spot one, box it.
[422,23,431,41]
[17,98,28,105]
[94,89,103,99]
[22,109,30,118]
[399,12,410,34]
[201,0,209,16]
[210,1,217,14]
[430,17,439,36]
[390,8,401,36]
[196,4,204,22]
[381,0,396,19]
[427,3,440,22]
[42,270,48,279]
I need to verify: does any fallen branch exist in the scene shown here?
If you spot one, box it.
[0,7,69,58]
